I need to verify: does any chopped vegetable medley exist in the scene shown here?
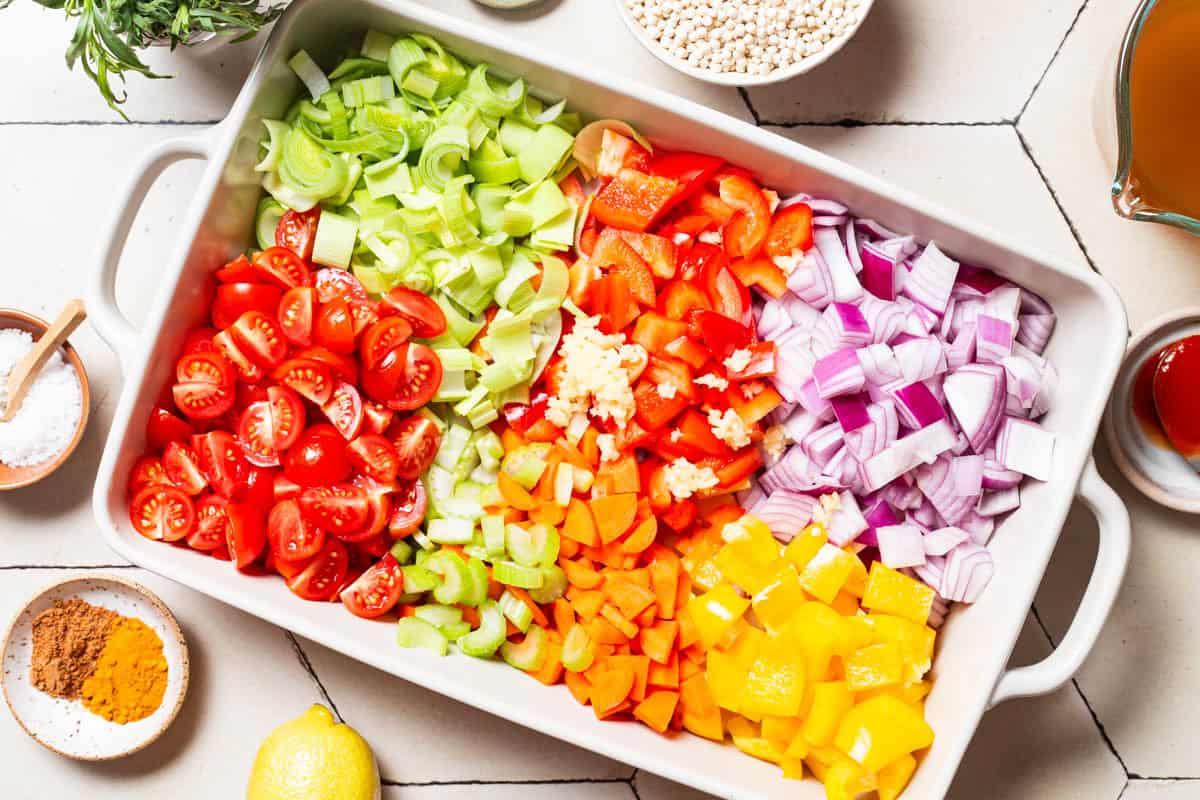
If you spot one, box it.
[124,29,1060,800]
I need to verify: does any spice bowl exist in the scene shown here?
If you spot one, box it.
[0,308,90,491]
[1,574,189,760]
[613,0,875,87]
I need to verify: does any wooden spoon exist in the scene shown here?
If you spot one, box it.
[1,299,87,423]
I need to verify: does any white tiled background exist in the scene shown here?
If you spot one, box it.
[1,0,1198,798]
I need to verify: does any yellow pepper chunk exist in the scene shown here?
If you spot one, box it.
[752,563,807,631]
[781,601,847,680]
[681,538,724,592]
[842,553,870,598]
[878,753,918,800]
[797,543,857,604]
[687,582,749,649]
[733,735,787,765]
[704,649,746,712]
[866,613,936,682]
[862,562,935,625]
[721,515,780,559]
[845,641,904,691]
[780,757,805,780]
[726,714,760,739]
[715,544,780,595]
[803,745,844,782]
[834,695,934,772]
[783,524,827,570]
[830,589,860,616]
[740,634,806,717]
[823,755,879,800]
[801,681,856,747]
[761,714,803,744]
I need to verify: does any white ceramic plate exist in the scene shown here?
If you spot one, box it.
[1,574,189,760]
[1105,308,1200,512]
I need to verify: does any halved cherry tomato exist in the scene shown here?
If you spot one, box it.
[314,268,368,305]
[278,286,315,347]
[591,168,680,232]
[268,385,306,450]
[182,327,218,355]
[295,346,358,385]
[176,351,234,388]
[362,402,394,435]
[658,280,712,321]
[212,329,263,384]
[725,341,777,381]
[633,379,689,431]
[274,473,303,502]
[129,455,168,494]
[129,484,196,542]
[323,381,364,440]
[287,538,349,601]
[235,465,276,510]
[162,441,207,495]
[388,344,441,412]
[146,407,193,452]
[238,402,280,467]
[360,316,412,371]
[390,414,440,480]
[695,309,754,361]
[276,207,320,261]
[272,358,334,406]
[225,503,267,569]
[719,174,770,258]
[212,283,282,330]
[215,254,257,284]
[351,476,393,539]
[271,548,310,581]
[231,310,288,368]
[314,298,356,355]
[341,554,404,618]
[192,430,248,499]
[360,346,405,406]
[764,202,814,258]
[378,287,447,339]
[388,478,428,537]
[347,434,400,484]
[299,484,370,535]
[284,424,352,486]
[189,495,231,551]
[252,246,311,289]
[268,498,326,563]
[348,300,377,337]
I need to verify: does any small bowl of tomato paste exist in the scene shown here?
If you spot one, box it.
[1105,307,1200,512]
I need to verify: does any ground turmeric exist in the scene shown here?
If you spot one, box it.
[80,617,168,724]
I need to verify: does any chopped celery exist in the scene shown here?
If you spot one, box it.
[364,159,414,200]
[413,604,463,629]
[462,557,490,607]
[528,565,568,604]
[434,347,476,372]
[479,483,503,508]
[401,564,439,594]
[256,197,285,250]
[426,550,471,604]
[456,601,505,657]
[441,621,472,640]
[506,523,559,568]
[435,424,472,471]
[361,30,396,62]
[413,530,436,551]
[390,539,415,565]
[554,463,574,507]
[501,624,547,671]
[433,371,471,403]
[499,118,535,156]
[498,589,534,633]
[481,515,507,557]
[474,430,504,469]
[396,617,448,655]
[311,211,359,269]
[501,443,550,490]
[289,50,331,100]
[492,560,544,589]
[561,624,596,672]
[427,517,475,544]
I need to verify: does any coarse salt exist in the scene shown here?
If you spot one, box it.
[0,329,82,467]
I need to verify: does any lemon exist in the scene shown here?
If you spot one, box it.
[247,705,380,800]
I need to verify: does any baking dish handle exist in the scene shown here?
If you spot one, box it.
[87,132,213,367]
[988,459,1130,707]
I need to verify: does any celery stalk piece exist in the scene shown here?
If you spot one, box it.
[263,171,319,213]
[501,624,548,671]
[463,558,490,607]
[390,539,415,565]
[528,565,568,604]
[361,30,396,62]
[311,211,359,269]
[456,601,506,657]
[481,514,507,557]
[401,564,439,594]
[256,197,285,250]
[492,560,544,590]
[518,124,575,183]
[396,617,449,655]
[426,550,471,605]
[561,624,596,672]
[498,590,534,633]
[413,604,464,629]
[501,444,550,490]
[427,517,475,545]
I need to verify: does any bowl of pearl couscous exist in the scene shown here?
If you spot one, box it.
[616,0,873,86]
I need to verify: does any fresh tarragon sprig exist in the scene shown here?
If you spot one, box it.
[1,0,284,118]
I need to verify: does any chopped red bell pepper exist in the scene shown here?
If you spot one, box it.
[649,151,725,214]
[676,240,725,282]
[613,418,653,452]
[730,255,788,299]
[663,336,709,370]
[618,231,677,279]
[694,309,753,362]
[658,280,712,320]
[631,312,688,355]
[591,228,657,306]
[713,447,763,488]
[719,174,770,259]
[702,257,752,326]
[598,130,651,178]
[645,356,696,402]
[725,341,777,381]
[676,409,732,457]
[591,169,680,232]
[633,379,690,431]
[661,500,698,532]
[730,384,784,425]
[589,274,640,332]
[765,203,814,258]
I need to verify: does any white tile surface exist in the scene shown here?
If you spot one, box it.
[0,0,1195,798]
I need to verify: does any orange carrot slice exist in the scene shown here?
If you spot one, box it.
[634,691,680,734]
[563,499,600,546]
[621,516,658,554]
[589,493,638,545]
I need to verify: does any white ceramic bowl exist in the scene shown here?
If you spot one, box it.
[86,0,1130,796]
[1,575,189,760]
[613,0,875,86]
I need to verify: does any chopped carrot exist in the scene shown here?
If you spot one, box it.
[634,691,680,734]
[635,605,658,627]
[680,674,724,741]
[501,427,525,453]
[695,493,738,516]
[678,610,700,649]
[602,455,641,494]
[590,666,635,718]
[670,702,686,732]
[621,515,658,554]
[564,669,591,704]
[500,507,526,524]
[535,449,565,502]
[639,620,679,665]
[568,588,606,621]
[580,426,600,468]
[562,558,604,589]
[580,544,605,562]
[507,586,550,627]
[498,471,536,510]
[462,606,481,628]
[559,536,580,559]
[556,437,592,471]
[563,499,599,546]
[609,654,651,703]
[596,699,633,720]
[648,554,681,619]
[614,567,652,588]
[588,616,630,645]
[648,651,680,689]
[595,541,630,568]
[590,473,614,498]
[704,504,744,531]
[529,501,566,527]
[532,639,564,685]
[600,604,640,639]
[604,578,657,619]
[674,572,692,621]
[553,598,575,632]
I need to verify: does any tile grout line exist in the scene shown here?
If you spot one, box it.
[1015,0,1093,125]
[284,631,344,724]
[628,768,643,800]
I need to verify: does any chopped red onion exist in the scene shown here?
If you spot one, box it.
[960,511,996,545]
[814,216,849,228]
[924,526,968,556]
[977,486,1020,516]
[943,364,1006,453]
[915,456,975,525]
[902,242,959,314]
[857,343,902,385]
[956,265,1009,295]
[844,221,863,274]
[975,314,1015,364]
[861,419,959,491]
[814,227,863,303]
[856,218,904,241]
[813,348,866,399]
[981,455,1022,490]
[995,417,1055,481]
[803,422,846,468]
[858,295,907,344]
[832,394,871,433]
[782,294,823,327]
[845,401,899,461]
[945,322,978,370]
[984,286,1022,327]
[891,381,946,429]
[877,524,927,568]
[826,491,868,546]
[940,543,994,603]
[824,303,872,349]
[757,490,822,541]
[782,408,822,443]
[796,378,834,419]
[861,242,899,301]
[786,250,834,309]
[895,337,948,382]
[912,555,946,596]
[1017,314,1056,355]
[878,236,919,261]
[757,299,792,340]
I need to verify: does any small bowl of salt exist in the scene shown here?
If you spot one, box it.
[0,307,89,490]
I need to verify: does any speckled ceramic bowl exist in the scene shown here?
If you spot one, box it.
[1,575,189,761]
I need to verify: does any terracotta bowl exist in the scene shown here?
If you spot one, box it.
[0,308,90,490]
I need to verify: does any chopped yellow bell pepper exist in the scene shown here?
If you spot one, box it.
[721,515,779,558]
[783,524,827,571]
[725,623,765,664]
[803,745,844,782]
[780,757,805,780]
[842,552,869,598]
[705,649,746,712]
[801,681,856,747]
[834,695,934,772]
[866,613,935,682]
[752,563,807,631]
[878,753,918,800]
[715,544,780,595]
[845,641,904,691]
[823,755,878,800]
[761,714,803,744]
[726,714,760,739]
[732,733,787,765]
[682,538,724,593]
[687,582,749,649]
[861,562,935,625]
[797,543,858,604]
[830,589,860,616]
[781,601,847,680]
[741,634,806,717]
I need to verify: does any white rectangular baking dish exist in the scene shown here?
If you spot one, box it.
[87,1,1132,796]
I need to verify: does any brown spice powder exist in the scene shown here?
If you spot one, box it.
[29,598,118,699]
